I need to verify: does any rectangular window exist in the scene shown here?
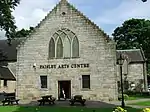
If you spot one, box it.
[3,80,7,87]
[82,75,90,89]
[40,76,47,88]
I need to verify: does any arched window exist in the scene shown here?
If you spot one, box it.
[72,36,79,57]
[63,36,71,58]
[49,38,55,58]
[56,37,63,58]
[49,28,79,59]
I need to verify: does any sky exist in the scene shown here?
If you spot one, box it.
[0,0,150,39]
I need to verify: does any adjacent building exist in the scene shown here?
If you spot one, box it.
[0,40,18,93]
[116,49,148,92]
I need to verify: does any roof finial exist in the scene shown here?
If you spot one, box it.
[60,0,67,3]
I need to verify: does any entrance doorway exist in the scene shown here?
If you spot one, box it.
[58,80,71,100]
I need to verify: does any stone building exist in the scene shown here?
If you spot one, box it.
[0,0,148,101]
[16,0,117,101]
[0,40,17,93]
[116,49,148,92]
[0,66,16,93]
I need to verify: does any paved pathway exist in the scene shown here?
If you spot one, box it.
[109,98,150,108]
[109,98,150,104]
[18,98,150,108]
[19,100,117,108]
[1,98,150,109]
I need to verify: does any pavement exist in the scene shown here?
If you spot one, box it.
[109,98,150,108]
[18,100,117,108]
[1,98,150,108]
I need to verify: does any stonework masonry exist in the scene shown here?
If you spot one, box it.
[0,62,16,93]
[117,64,145,87]
[0,80,16,93]
[16,0,118,101]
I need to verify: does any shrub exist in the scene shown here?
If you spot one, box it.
[118,94,129,101]
[125,90,150,97]
[124,91,135,95]
[141,92,150,96]
[113,107,150,112]
[113,107,127,112]
[142,108,150,112]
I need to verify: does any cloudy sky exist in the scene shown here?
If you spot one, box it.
[0,0,150,39]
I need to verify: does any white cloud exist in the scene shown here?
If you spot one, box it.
[12,0,58,30]
[96,0,150,25]
[95,0,150,34]
[1,0,58,39]
[1,0,149,39]
[0,31,5,39]
[12,0,99,31]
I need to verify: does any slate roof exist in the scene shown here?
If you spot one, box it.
[0,39,20,61]
[0,66,16,80]
[116,49,146,63]
[0,39,21,80]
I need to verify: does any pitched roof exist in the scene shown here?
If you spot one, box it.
[0,66,16,80]
[0,39,20,61]
[17,0,111,49]
[116,49,146,63]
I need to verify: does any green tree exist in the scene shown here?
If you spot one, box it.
[0,0,20,40]
[112,18,150,73]
[15,27,34,38]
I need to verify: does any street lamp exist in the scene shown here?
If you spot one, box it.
[118,53,125,108]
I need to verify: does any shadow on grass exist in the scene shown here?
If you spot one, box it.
[0,100,142,112]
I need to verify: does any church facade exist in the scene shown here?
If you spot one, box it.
[16,0,118,101]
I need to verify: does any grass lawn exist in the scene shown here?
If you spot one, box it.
[0,106,141,112]
[119,96,141,101]
[126,95,150,101]
[129,95,150,99]
[127,96,138,100]
[129,101,150,106]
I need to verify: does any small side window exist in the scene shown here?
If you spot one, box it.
[40,76,47,88]
[82,75,90,89]
[4,80,7,87]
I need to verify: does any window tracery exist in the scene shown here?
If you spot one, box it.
[49,28,79,59]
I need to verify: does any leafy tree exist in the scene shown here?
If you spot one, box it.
[15,27,34,38]
[112,18,150,73]
[0,0,20,41]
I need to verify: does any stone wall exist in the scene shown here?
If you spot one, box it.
[117,63,145,91]
[128,64,144,82]
[0,80,16,93]
[16,1,118,101]
[0,62,16,93]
